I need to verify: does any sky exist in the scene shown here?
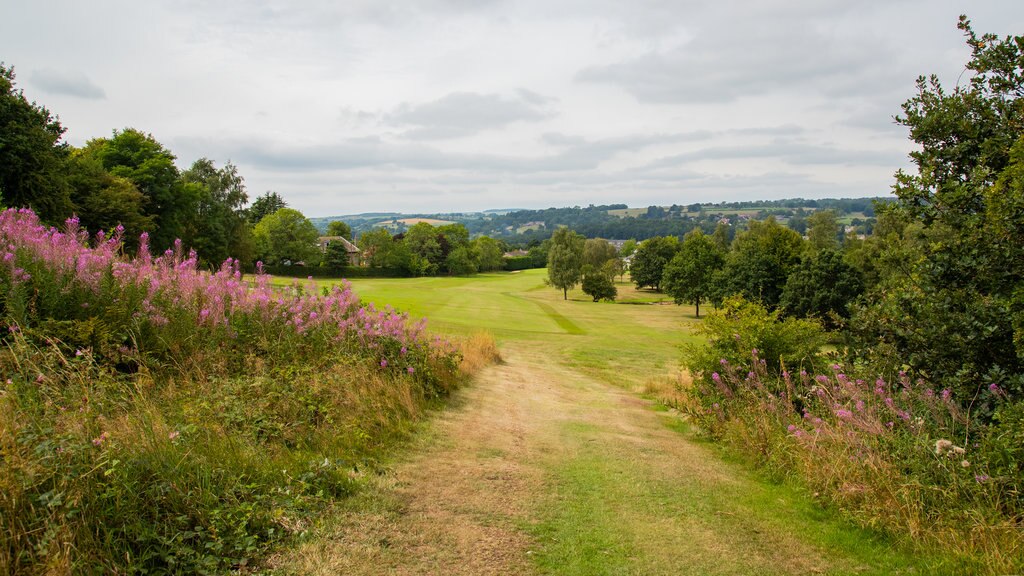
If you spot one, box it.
[2,1,1022,218]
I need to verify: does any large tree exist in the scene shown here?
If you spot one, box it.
[84,128,193,251]
[546,226,585,299]
[0,64,72,223]
[180,158,251,265]
[253,208,319,266]
[662,229,724,317]
[630,236,679,291]
[716,218,804,308]
[247,191,287,224]
[66,149,152,243]
[779,249,863,327]
[326,220,352,240]
[849,17,1024,406]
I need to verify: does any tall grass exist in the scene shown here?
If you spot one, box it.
[683,299,1024,574]
[0,208,477,574]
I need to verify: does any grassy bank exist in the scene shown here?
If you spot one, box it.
[0,209,486,574]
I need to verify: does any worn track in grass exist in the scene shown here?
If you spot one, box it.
[269,340,931,576]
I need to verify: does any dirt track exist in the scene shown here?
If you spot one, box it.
[272,342,917,575]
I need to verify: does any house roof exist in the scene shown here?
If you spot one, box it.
[318,236,361,253]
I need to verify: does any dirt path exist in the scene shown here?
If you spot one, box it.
[272,342,920,575]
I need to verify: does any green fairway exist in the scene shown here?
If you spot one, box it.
[279,269,701,389]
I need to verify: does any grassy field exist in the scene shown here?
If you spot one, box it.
[268,269,952,575]
[276,269,697,390]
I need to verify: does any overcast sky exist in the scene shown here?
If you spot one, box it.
[3,1,1022,217]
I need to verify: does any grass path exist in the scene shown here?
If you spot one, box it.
[267,270,940,575]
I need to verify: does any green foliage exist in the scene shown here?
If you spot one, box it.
[581,262,617,302]
[630,236,679,290]
[582,238,618,269]
[326,220,352,240]
[546,226,585,300]
[618,238,637,258]
[86,128,192,251]
[662,229,724,317]
[849,18,1024,407]
[806,209,839,251]
[253,208,320,266]
[715,218,804,308]
[0,64,73,223]
[472,236,504,272]
[247,191,287,224]
[180,158,252,266]
[685,296,826,383]
[779,249,863,327]
[66,149,153,244]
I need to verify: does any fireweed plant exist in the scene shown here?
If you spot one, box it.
[684,299,1023,574]
[0,208,467,574]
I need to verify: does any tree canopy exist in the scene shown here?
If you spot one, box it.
[546,226,585,299]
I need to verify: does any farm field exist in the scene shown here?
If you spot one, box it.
[268,270,948,575]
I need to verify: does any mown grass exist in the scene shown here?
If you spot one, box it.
[280,270,700,391]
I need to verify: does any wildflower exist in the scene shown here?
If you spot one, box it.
[380,358,388,368]
[961,460,971,468]
[941,389,952,401]
[988,383,1001,394]
[720,358,728,366]
[934,439,953,455]
[975,474,989,483]
[835,409,853,419]
[407,366,414,374]
[92,432,108,446]
[711,372,721,382]
[787,424,797,432]
[855,400,865,412]
[168,430,180,440]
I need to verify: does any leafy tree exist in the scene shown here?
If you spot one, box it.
[848,17,1024,407]
[0,64,73,223]
[583,238,619,269]
[806,210,839,251]
[180,158,251,266]
[326,220,352,240]
[66,150,152,244]
[716,218,804,308]
[473,236,504,272]
[85,129,193,251]
[248,191,287,224]
[581,263,617,302]
[662,229,724,317]
[630,236,679,290]
[546,226,585,300]
[253,208,319,266]
[711,222,732,252]
[779,249,863,327]
[358,228,395,268]
[619,239,637,258]
[445,245,478,275]
[405,222,443,274]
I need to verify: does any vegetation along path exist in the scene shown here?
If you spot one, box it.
[269,270,940,575]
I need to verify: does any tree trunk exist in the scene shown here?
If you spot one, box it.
[695,300,700,318]
[563,287,568,300]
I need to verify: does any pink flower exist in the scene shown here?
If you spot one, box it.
[407,366,414,374]
[380,358,388,368]
[92,432,108,446]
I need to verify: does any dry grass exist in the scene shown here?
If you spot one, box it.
[458,332,503,377]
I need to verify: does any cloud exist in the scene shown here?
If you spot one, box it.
[641,140,901,169]
[30,69,105,99]
[389,91,554,139]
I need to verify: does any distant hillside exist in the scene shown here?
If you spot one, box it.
[311,198,891,243]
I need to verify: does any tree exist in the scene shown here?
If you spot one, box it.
[662,230,724,317]
[619,239,638,258]
[473,236,504,272]
[253,208,319,266]
[405,222,443,274]
[248,191,287,224]
[0,64,73,223]
[716,218,804,308]
[180,158,251,265]
[806,210,839,251]
[583,238,619,269]
[66,149,152,244]
[546,226,584,299]
[711,222,732,252]
[630,236,679,290]
[358,228,395,268]
[85,128,193,251]
[326,220,352,240]
[779,249,863,327]
[847,17,1024,407]
[581,263,617,302]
